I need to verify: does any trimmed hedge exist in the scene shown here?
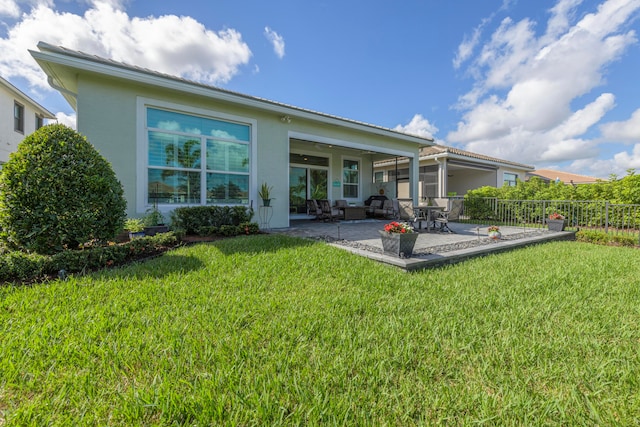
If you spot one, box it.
[0,232,179,284]
[575,230,638,247]
[170,206,254,235]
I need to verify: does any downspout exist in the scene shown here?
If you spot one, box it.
[395,157,399,197]
[47,76,78,105]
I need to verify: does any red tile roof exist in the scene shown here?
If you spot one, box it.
[527,169,602,184]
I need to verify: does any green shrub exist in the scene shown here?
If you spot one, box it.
[463,195,495,220]
[241,222,260,235]
[0,124,126,254]
[0,251,48,283]
[170,206,253,234]
[576,230,611,245]
[197,226,219,236]
[575,230,638,247]
[611,234,638,247]
[0,232,179,284]
[219,225,239,236]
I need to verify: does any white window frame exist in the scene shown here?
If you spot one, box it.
[503,172,518,187]
[341,156,361,200]
[14,101,24,134]
[136,97,257,214]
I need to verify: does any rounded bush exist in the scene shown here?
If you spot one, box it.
[0,124,126,254]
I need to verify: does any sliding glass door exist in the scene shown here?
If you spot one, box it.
[289,166,328,214]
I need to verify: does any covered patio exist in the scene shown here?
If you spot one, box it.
[272,219,574,270]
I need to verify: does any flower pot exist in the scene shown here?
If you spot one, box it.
[488,231,502,240]
[547,219,565,232]
[379,230,418,258]
[144,225,169,236]
[262,198,271,207]
[128,231,145,240]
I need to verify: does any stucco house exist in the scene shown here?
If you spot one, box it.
[31,42,433,228]
[374,145,534,200]
[0,75,55,165]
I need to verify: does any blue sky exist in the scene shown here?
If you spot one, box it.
[1,0,639,178]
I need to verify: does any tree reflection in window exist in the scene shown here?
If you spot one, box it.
[161,139,201,203]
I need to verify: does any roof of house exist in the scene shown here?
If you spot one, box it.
[0,75,55,119]
[374,144,534,170]
[30,42,433,147]
[526,169,602,184]
[419,145,534,170]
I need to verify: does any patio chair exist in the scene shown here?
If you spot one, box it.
[375,199,396,218]
[306,199,323,220]
[318,199,342,221]
[398,199,426,230]
[367,199,382,217]
[334,199,348,208]
[434,199,463,233]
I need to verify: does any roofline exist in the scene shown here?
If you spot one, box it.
[374,147,535,170]
[420,145,534,170]
[421,151,534,171]
[31,42,433,147]
[0,75,56,119]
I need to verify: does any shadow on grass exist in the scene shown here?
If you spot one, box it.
[204,233,320,256]
[94,253,206,280]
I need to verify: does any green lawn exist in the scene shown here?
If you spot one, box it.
[1,235,640,425]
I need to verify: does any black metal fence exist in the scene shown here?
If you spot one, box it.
[457,197,640,235]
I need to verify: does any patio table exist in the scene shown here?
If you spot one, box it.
[342,206,368,220]
[413,205,444,231]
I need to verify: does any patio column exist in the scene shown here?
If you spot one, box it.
[436,157,448,198]
[410,155,419,205]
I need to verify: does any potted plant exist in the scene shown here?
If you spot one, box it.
[143,206,169,236]
[258,182,273,207]
[124,218,145,239]
[379,221,418,258]
[488,225,501,239]
[547,212,566,231]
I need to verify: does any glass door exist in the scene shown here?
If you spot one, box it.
[289,167,307,214]
[289,167,329,215]
[310,169,328,200]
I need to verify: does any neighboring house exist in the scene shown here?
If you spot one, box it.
[0,75,55,165]
[31,42,434,228]
[526,169,602,185]
[374,145,534,199]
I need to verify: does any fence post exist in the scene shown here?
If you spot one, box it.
[542,200,546,228]
[605,201,609,234]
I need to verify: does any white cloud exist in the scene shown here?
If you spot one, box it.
[54,111,76,129]
[394,114,438,139]
[453,19,486,69]
[570,144,640,178]
[0,0,20,17]
[448,0,640,171]
[613,144,640,168]
[600,108,640,142]
[264,26,285,59]
[0,1,252,90]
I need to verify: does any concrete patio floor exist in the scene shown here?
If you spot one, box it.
[272,219,575,271]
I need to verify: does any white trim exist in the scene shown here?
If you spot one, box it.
[33,44,433,147]
[289,131,416,158]
[136,97,257,214]
[341,155,362,201]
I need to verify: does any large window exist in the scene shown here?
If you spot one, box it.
[343,159,360,198]
[146,107,250,205]
[14,102,24,133]
[503,172,517,187]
